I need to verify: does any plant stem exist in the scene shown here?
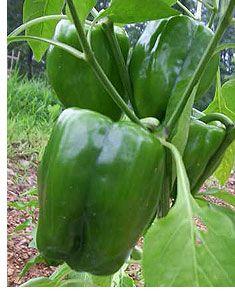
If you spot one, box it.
[157,151,171,218]
[208,8,217,28]
[195,1,202,20]
[176,1,196,19]
[7,35,85,60]
[91,7,99,18]
[101,19,133,101]
[66,0,144,128]
[199,113,234,128]
[8,15,67,37]
[192,125,235,194]
[214,42,235,54]
[166,0,235,136]
[197,0,215,11]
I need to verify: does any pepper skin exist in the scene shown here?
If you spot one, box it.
[46,20,130,121]
[129,15,219,121]
[36,108,165,275]
[183,119,225,191]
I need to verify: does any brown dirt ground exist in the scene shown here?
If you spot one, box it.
[7,156,235,287]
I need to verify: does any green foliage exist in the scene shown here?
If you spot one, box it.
[204,72,235,184]
[7,69,62,159]
[66,0,96,24]
[98,0,179,23]
[143,140,235,286]
[23,0,65,61]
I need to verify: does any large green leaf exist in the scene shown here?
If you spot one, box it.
[204,73,235,184]
[98,0,179,24]
[143,140,235,286]
[66,0,96,24]
[23,0,64,62]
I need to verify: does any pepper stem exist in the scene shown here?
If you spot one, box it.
[166,0,235,136]
[66,0,145,128]
[101,19,133,102]
[199,113,234,129]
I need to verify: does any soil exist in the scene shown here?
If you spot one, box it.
[7,155,235,287]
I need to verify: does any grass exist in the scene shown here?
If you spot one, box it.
[7,69,62,161]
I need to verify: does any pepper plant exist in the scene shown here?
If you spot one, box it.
[7,0,235,287]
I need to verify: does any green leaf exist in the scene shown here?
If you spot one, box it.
[19,254,45,278]
[50,263,71,283]
[98,0,179,24]
[214,142,235,185]
[198,188,235,207]
[8,201,27,210]
[14,219,31,232]
[170,88,197,188]
[28,226,37,248]
[21,277,57,287]
[118,274,135,287]
[221,79,235,114]
[60,278,93,287]
[23,0,64,62]
[111,269,135,287]
[143,140,235,286]
[20,187,38,197]
[171,88,197,155]
[91,275,113,287]
[205,72,235,121]
[58,270,112,287]
[66,0,96,24]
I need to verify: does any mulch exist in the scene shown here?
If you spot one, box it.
[7,156,235,287]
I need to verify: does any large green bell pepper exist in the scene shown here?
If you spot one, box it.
[183,118,225,191]
[47,20,130,121]
[36,108,165,275]
[129,15,219,121]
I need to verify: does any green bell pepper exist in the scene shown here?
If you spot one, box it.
[183,118,226,191]
[129,15,219,121]
[47,20,130,121]
[36,108,165,275]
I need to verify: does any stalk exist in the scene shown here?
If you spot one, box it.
[66,0,144,128]
[199,113,234,128]
[101,19,133,102]
[197,0,215,11]
[7,35,85,60]
[176,1,196,19]
[8,15,67,37]
[166,0,235,136]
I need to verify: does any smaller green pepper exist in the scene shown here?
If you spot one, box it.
[183,118,225,191]
[47,20,130,120]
